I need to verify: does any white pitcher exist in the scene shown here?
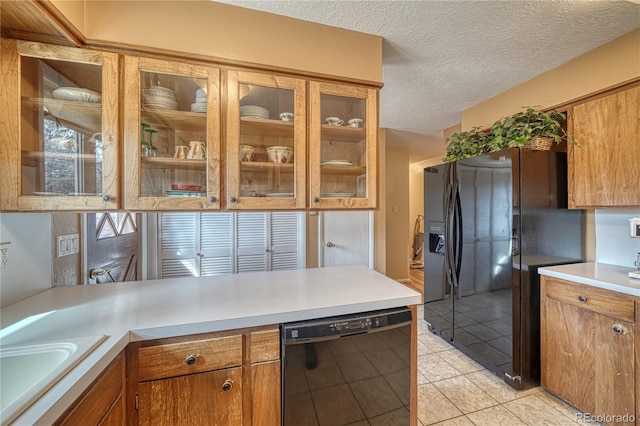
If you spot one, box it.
[187,141,206,160]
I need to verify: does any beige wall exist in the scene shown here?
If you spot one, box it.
[462,29,640,130]
[383,134,410,280]
[78,1,382,83]
[51,212,81,286]
[374,129,387,274]
[50,0,85,34]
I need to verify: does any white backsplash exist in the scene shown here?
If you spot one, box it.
[0,213,53,307]
[595,209,640,268]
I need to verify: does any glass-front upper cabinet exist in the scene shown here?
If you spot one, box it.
[0,40,119,210]
[123,56,221,210]
[226,70,306,210]
[309,81,378,209]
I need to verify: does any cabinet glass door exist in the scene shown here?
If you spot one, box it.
[124,57,220,210]
[226,71,306,210]
[1,40,119,210]
[309,81,378,209]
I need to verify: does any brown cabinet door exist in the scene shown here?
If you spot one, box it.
[542,297,635,423]
[570,84,640,208]
[137,367,242,426]
[251,361,281,426]
[57,353,125,426]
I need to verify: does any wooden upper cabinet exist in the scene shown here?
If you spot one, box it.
[0,39,119,211]
[309,81,378,209]
[123,56,221,210]
[569,84,640,208]
[226,70,306,210]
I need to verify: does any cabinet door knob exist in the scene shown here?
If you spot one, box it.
[185,354,197,365]
[612,325,624,334]
[209,196,217,203]
[102,194,111,202]
[314,197,320,203]
[577,295,587,302]
[221,379,233,392]
[230,196,237,203]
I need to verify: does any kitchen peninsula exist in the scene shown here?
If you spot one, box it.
[0,265,421,425]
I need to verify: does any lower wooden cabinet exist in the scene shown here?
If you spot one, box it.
[541,276,637,425]
[127,325,281,426]
[137,366,243,425]
[56,353,126,426]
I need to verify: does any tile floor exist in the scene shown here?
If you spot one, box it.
[415,305,593,426]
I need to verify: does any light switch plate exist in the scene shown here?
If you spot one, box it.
[57,233,79,257]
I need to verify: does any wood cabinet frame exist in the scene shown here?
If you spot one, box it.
[125,325,280,426]
[541,276,637,423]
[123,56,221,210]
[0,39,120,210]
[226,70,306,210]
[309,81,378,209]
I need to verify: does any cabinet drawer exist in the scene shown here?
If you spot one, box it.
[250,328,280,363]
[544,277,635,322]
[138,335,242,382]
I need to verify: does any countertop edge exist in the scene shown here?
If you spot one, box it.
[7,266,421,425]
[539,262,640,297]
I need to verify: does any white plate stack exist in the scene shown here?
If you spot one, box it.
[191,88,207,113]
[143,86,178,110]
[239,105,269,119]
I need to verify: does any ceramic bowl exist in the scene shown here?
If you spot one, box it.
[266,146,293,164]
[239,144,256,162]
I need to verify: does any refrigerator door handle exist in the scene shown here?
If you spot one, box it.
[454,188,463,284]
[445,163,459,288]
[449,180,460,288]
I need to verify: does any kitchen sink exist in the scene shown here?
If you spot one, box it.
[0,334,106,425]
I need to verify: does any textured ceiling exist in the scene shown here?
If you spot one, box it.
[219,0,640,162]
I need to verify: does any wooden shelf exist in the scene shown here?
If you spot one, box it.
[22,149,98,164]
[321,125,365,143]
[23,97,102,135]
[240,117,294,138]
[141,156,206,170]
[240,161,294,172]
[320,164,366,175]
[141,108,206,132]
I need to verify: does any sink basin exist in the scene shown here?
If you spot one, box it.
[0,335,106,425]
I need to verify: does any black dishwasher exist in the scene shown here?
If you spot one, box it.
[281,307,412,425]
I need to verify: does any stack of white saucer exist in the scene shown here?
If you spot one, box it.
[239,105,269,119]
[191,88,207,113]
[143,86,178,110]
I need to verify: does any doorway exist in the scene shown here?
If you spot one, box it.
[318,211,373,268]
[85,212,142,284]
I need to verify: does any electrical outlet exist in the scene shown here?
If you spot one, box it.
[1,242,12,270]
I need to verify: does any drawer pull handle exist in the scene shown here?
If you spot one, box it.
[577,295,587,302]
[222,379,233,392]
[185,354,197,365]
[612,325,623,334]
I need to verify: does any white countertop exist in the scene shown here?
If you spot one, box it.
[538,262,640,297]
[512,255,583,271]
[1,265,421,425]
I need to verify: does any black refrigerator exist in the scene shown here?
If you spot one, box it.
[423,147,583,389]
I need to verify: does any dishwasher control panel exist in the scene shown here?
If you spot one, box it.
[283,307,411,343]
